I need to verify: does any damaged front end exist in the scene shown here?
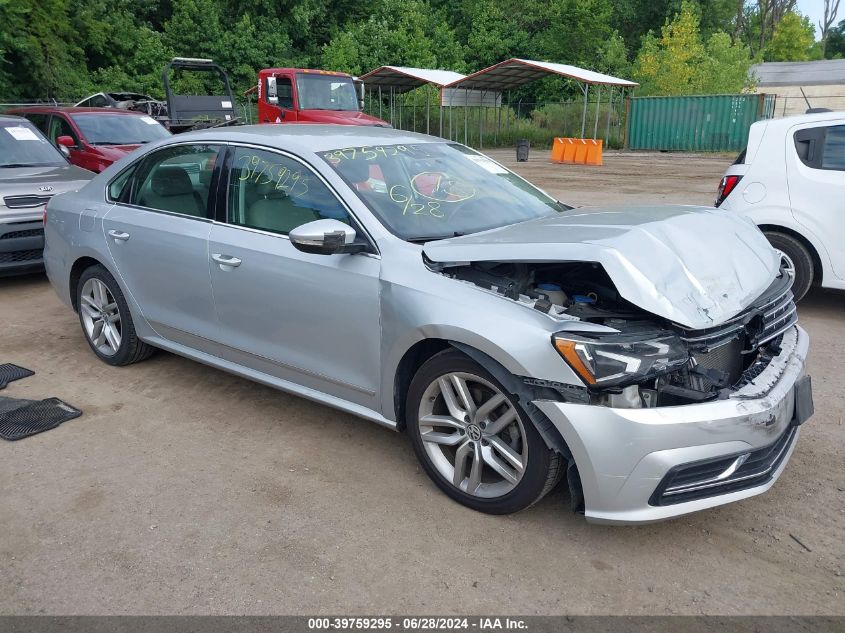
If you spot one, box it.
[433,257,797,408]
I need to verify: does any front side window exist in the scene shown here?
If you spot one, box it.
[821,125,845,171]
[47,115,79,146]
[227,146,350,235]
[130,144,221,218]
[71,114,170,146]
[296,74,359,111]
[321,142,564,241]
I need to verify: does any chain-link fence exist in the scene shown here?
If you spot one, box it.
[363,90,628,150]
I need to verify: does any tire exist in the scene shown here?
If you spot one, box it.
[406,349,563,515]
[76,264,154,366]
[765,232,814,302]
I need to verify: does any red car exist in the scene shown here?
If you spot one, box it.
[6,107,171,173]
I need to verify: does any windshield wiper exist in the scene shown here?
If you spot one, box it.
[0,163,45,168]
[407,231,467,244]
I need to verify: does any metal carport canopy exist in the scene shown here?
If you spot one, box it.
[359,66,467,92]
[444,58,638,90]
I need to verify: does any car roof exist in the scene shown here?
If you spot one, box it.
[0,114,27,122]
[173,124,442,154]
[754,110,845,131]
[6,106,149,116]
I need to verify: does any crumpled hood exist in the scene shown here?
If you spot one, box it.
[423,205,780,329]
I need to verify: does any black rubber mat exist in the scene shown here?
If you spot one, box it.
[0,397,82,441]
[0,363,34,390]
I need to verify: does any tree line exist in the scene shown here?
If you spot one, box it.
[1,0,843,102]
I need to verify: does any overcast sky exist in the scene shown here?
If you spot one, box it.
[795,0,829,37]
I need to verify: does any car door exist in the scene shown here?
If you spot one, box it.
[787,121,845,279]
[102,143,223,349]
[207,145,382,408]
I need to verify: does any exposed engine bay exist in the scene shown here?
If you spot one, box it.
[438,260,798,408]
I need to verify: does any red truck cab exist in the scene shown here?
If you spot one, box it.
[7,107,171,173]
[257,69,389,127]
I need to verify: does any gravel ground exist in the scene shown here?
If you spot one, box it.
[0,152,842,615]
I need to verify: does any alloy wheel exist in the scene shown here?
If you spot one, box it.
[417,372,527,498]
[80,278,122,356]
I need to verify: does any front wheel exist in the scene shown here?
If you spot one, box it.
[406,349,563,514]
[765,232,814,302]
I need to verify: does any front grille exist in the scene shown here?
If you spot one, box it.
[0,228,43,240]
[0,249,42,264]
[675,270,797,352]
[3,195,51,209]
[649,426,797,506]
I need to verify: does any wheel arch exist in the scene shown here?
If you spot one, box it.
[69,256,109,312]
[758,224,823,283]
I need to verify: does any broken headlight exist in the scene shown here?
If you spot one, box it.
[553,329,689,388]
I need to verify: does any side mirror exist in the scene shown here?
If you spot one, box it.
[267,76,278,105]
[56,135,75,155]
[289,219,364,255]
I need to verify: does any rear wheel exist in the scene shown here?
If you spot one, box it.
[76,265,153,366]
[765,232,814,302]
[406,349,562,514]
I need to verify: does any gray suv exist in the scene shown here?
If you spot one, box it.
[0,115,92,275]
[43,125,812,523]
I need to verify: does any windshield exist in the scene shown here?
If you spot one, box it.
[321,143,564,240]
[0,120,66,167]
[296,74,359,111]
[70,114,171,145]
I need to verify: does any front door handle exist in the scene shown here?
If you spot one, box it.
[108,229,130,242]
[211,253,242,268]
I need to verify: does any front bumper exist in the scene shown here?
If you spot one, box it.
[0,217,45,276]
[534,325,810,524]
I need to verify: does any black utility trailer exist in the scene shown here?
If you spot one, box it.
[160,57,240,133]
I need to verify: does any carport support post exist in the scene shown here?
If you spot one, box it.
[464,88,468,146]
[593,84,601,140]
[427,87,431,135]
[605,87,614,146]
[378,86,382,120]
[580,84,589,138]
[479,91,485,149]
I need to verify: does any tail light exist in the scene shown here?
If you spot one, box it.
[715,175,742,207]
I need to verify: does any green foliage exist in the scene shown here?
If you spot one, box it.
[764,11,817,61]
[0,0,801,106]
[826,19,845,58]
[632,1,753,96]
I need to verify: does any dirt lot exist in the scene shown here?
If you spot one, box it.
[1,153,843,616]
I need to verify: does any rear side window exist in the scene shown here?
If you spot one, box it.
[24,113,49,134]
[794,124,845,171]
[821,126,845,171]
[129,144,221,218]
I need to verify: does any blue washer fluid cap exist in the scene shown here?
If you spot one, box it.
[537,283,562,291]
[572,294,596,304]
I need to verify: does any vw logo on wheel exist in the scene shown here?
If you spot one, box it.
[466,424,483,442]
[39,186,54,192]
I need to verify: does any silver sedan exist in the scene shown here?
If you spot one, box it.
[43,125,813,523]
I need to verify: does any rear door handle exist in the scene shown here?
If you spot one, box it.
[107,229,130,242]
[211,253,242,268]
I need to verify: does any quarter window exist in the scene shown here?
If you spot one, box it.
[130,144,221,218]
[821,125,845,171]
[227,146,350,235]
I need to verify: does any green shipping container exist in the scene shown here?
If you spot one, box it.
[626,94,774,152]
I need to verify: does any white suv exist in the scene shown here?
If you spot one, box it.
[716,111,845,301]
